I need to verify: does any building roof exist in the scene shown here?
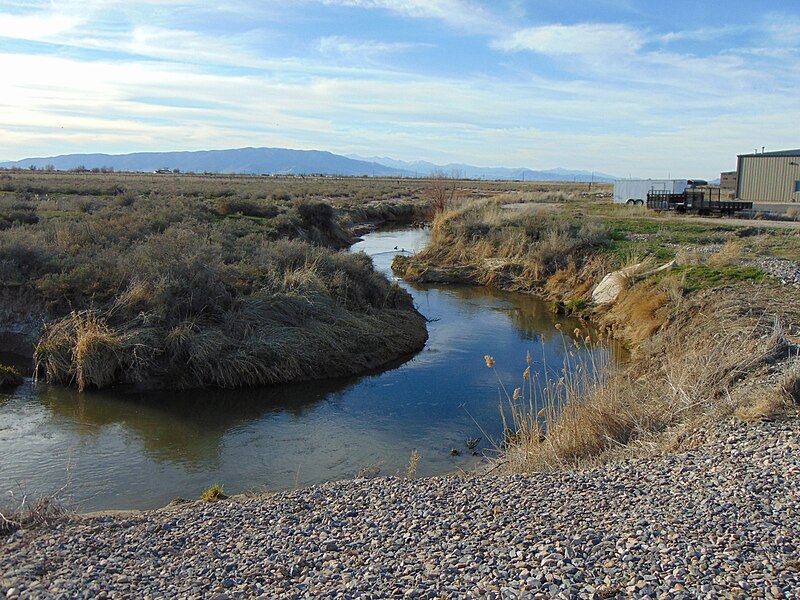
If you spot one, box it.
[738,149,800,157]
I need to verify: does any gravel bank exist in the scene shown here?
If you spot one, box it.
[3,417,800,599]
[754,258,800,289]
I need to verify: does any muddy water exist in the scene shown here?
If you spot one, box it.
[0,229,611,511]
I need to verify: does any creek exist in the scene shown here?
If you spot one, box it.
[0,228,612,511]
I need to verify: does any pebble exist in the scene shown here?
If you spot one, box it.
[2,418,800,598]
[753,257,800,288]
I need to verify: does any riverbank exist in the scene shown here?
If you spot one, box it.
[0,171,433,390]
[393,198,800,471]
[3,414,799,598]
[4,185,800,597]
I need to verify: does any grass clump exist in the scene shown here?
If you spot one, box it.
[395,199,610,289]
[497,286,796,471]
[0,171,430,391]
[735,359,800,422]
[1,490,70,536]
[201,484,226,502]
[34,240,427,390]
[404,449,421,479]
[0,363,23,389]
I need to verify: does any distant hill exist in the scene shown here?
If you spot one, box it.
[348,155,617,182]
[0,147,617,181]
[0,148,413,177]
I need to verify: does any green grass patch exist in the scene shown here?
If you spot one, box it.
[201,484,225,502]
[565,298,587,314]
[599,218,747,264]
[673,265,765,292]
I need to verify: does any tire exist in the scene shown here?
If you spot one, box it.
[635,199,644,206]
[626,199,635,206]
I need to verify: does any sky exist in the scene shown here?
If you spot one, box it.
[0,1,798,178]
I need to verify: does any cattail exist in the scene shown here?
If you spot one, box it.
[513,387,521,400]
[585,336,591,344]
[484,355,495,368]
[526,350,532,364]
[554,323,562,331]
[523,366,531,380]
[573,327,581,338]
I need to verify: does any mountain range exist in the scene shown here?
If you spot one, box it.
[0,147,616,182]
[346,155,615,182]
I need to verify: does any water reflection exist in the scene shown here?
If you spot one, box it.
[0,228,614,511]
[38,376,361,469]
[410,282,591,344]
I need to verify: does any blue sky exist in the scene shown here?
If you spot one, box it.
[0,0,798,178]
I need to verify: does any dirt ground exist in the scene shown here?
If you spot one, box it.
[504,201,800,230]
[608,213,800,230]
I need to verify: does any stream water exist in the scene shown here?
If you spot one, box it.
[0,228,612,511]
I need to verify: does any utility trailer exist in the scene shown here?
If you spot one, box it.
[646,189,753,215]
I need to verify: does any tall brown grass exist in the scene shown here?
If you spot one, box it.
[1,488,70,535]
[398,199,610,289]
[35,244,428,390]
[499,288,794,471]
[707,239,745,268]
[0,171,435,390]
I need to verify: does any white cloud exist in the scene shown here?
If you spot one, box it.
[0,11,84,42]
[659,24,744,44]
[493,23,644,57]
[125,25,262,67]
[761,13,800,46]
[318,0,501,33]
[317,36,430,61]
[1,3,798,178]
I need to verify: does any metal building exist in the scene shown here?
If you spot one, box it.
[736,149,800,203]
[719,171,737,191]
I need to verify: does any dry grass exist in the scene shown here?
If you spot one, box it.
[2,170,441,390]
[707,239,745,268]
[599,282,670,346]
[735,358,800,421]
[24,201,429,390]
[544,255,614,308]
[43,260,426,388]
[404,449,421,479]
[734,388,791,422]
[674,247,705,266]
[500,287,797,472]
[35,309,156,391]
[400,198,611,290]
[1,490,71,536]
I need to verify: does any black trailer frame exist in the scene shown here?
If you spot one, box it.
[646,190,752,215]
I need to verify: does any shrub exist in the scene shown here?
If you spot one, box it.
[0,364,23,389]
[3,172,430,391]
[213,197,280,219]
[500,289,792,472]
[201,484,225,502]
